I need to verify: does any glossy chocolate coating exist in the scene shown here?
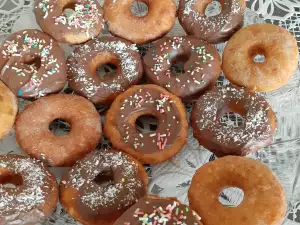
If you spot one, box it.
[0,29,67,99]
[60,149,147,223]
[116,87,182,154]
[143,36,221,100]
[178,0,245,44]
[67,36,143,104]
[191,86,277,157]
[0,154,58,225]
[34,0,104,44]
[114,196,202,225]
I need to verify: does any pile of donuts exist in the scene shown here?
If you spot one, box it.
[0,0,298,224]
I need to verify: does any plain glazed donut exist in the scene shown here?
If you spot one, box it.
[104,0,177,44]
[191,86,277,157]
[189,156,286,225]
[0,81,18,140]
[34,0,104,44]
[178,0,245,43]
[143,36,221,100]
[104,84,188,164]
[222,24,299,92]
[60,149,148,225]
[0,29,67,99]
[114,195,203,225]
[15,94,102,167]
[67,36,143,104]
[0,154,58,225]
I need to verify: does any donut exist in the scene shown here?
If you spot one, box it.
[60,149,148,225]
[0,154,58,224]
[143,36,221,100]
[34,0,104,44]
[0,81,18,140]
[178,0,245,43]
[189,156,286,225]
[114,195,203,225]
[222,24,299,92]
[15,94,102,167]
[191,86,276,157]
[104,84,188,164]
[103,0,177,44]
[0,29,67,99]
[67,36,143,104]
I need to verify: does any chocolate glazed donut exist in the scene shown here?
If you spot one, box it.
[104,84,188,164]
[60,149,148,225]
[34,0,104,44]
[0,155,58,225]
[0,29,67,99]
[178,0,245,44]
[143,36,221,100]
[191,86,277,157]
[67,36,143,104]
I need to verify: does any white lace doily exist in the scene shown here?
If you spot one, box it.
[1,0,300,225]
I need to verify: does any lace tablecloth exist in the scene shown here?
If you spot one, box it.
[1,0,300,224]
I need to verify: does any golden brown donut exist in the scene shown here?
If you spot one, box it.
[114,195,203,225]
[103,0,177,44]
[34,0,104,44]
[191,86,277,157]
[222,24,299,92]
[189,156,286,225]
[60,149,148,225]
[104,84,188,164]
[0,80,18,140]
[15,94,102,167]
[0,154,58,225]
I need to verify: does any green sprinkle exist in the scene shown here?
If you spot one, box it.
[168,124,171,127]
[186,207,189,212]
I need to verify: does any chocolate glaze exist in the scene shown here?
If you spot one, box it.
[114,196,202,225]
[67,36,143,104]
[0,154,58,225]
[34,0,104,44]
[0,29,67,100]
[60,149,147,223]
[143,36,221,100]
[178,0,245,44]
[116,86,182,154]
[191,86,277,157]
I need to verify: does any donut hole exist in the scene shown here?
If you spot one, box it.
[0,171,23,188]
[249,46,266,63]
[130,1,148,17]
[135,114,158,134]
[170,52,192,75]
[62,2,77,17]
[219,112,244,127]
[219,187,244,207]
[204,0,222,17]
[93,169,114,187]
[96,63,118,78]
[49,119,71,136]
[23,53,41,71]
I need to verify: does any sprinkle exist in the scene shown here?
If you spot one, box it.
[150,133,156,137]
[18,90,23,95]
